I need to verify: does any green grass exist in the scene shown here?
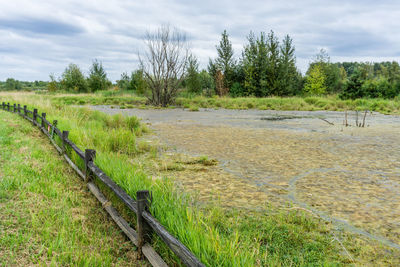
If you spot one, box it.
[175,95,400,114]
[1,92,399,266]
[0,111,145,266]
[36,90,400,115]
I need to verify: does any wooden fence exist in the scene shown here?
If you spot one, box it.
[1,102,205,267]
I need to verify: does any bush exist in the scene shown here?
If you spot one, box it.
[61,64,88,92]
[229,82,244,97]
[88,60,109,92]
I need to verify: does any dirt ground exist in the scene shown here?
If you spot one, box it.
[91,106,400,251]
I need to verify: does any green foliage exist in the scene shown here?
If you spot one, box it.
[47,74,59,92]
[306,49,346,94]
[0,79,48,91]
[185,54,201,93]
[117,70,148,95]
[242,31,301,97]
[131,69,148,95]
[117,72,131,90]
[88,59,109,92]
[4,78,22,90]
[61,63,88,92]
[341,68,400,99]
[198,70,215,96]
[229,82,244,97]
[277,35,302,96]
[304,64,327,95]
[211,30,236,92]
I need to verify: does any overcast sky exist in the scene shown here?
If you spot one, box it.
[1,0,400,81]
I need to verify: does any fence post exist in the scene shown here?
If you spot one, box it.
[23,105,27,116]
[84,149,96,182]
[62,131,69,154]
[136,190,151,259]
[7,103,10,111]
[33,109,38,125]
[41,113,46,128]
[2,102,4,110]
[51,120,57,138]
[17,104,21,114]
[13,104,16,112]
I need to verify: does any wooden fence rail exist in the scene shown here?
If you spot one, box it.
[1,102,205,267]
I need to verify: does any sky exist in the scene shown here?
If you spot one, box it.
[1,0,400,82]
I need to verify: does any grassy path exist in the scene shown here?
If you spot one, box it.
[0,111,146,266]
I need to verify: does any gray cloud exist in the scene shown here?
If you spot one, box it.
[0,0,400,81]
[0,18,83,36]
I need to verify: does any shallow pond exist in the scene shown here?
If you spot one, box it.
[91,106,400,250]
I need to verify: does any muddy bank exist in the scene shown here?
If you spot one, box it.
[91,106,400,249]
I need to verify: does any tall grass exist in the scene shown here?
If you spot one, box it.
[36,90,400,114]
[1,92,388,266]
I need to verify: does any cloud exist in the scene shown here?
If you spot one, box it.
[0,0,400,81]
[0,18,83,36]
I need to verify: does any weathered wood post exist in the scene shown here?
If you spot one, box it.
[2,102,4,110]
[7,103,10,111]
[33,109,38,125]
[84,149,96,182]
[62,131,69,154]
[23,105,27,116]
[17,104,21,113]
[51,120,58,138]
[41,113,46,128]
[136,190,151,259]
[13,104,16,112]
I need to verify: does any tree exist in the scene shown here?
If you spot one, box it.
[304,64,326,95]
[185,54,201,93]
[213,30,236,92]
[117,72,131,90]
[198,70,215,96]
[340,68,365,99]
[88,59,109,92]
[242,31,268,96]
[4,78,21,90]
[215,70,228,96]
[61,63,87,92]
[266,31,280,95]
[242,31,299,97]
[139,25,189,106]
[277,35,301,96]
[47,74,59,92]
[131,69,148,95]
[307,49,344,93]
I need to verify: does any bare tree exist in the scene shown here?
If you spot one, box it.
[139,25,189,107]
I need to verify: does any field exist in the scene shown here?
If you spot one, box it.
[0,110,145,266]
[1,91,400,266]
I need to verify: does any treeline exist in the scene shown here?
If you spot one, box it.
[47,60,112,93]
[2,29,400,100]
[185,30,400,99]
[0,79,48,91]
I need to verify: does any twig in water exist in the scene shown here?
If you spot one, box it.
[362,110,368,127]
[319,118,334,125]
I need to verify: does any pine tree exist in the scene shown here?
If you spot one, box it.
[266,31,280,95]
[186,54,201,93]
[215,30,236,91]
[242,31,269,96]
[277,35,300,95]
[88,60,109,92]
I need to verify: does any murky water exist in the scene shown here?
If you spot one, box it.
[91,106,400,250]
